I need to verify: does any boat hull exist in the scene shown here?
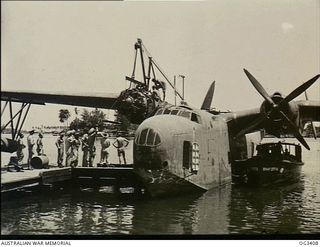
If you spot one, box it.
[233,159,304,186]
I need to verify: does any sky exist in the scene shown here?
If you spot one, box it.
[1,0,319,130]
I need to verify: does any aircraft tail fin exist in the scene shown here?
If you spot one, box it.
[201,81,215,110]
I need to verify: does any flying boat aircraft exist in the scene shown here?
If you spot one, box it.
[1,39,319,197]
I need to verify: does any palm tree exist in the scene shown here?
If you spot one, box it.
[58,109,71,128]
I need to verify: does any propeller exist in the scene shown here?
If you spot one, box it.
[236,69,320,150]
[201,81,215,110]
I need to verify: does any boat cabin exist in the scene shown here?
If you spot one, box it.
[256,142,302,162]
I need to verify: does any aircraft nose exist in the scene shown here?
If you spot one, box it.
[133,127,166,169]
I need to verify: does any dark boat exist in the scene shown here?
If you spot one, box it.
[233,142,304,186]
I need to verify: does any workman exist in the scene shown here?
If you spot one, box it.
[113,135,129,165]
[100,130,111,166]
[27,129,35,169]
[36,133,44,155]
[55,132,65,168]
[16,133,26,165]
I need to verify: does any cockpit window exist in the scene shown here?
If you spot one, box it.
[178,111,191,119]
[163,109,171,114]
[155,109,164,115]
[191,113,202,124]
[170,109,179,115]
[155,108,201,124]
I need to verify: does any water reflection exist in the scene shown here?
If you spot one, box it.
[229,181,304,234]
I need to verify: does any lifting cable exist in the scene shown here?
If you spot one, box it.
[142,43,183,100]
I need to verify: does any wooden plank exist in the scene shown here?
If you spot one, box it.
[40,167,72,184]
[2,180,41,193]
[1,170,42,184]
[1,168,72,192]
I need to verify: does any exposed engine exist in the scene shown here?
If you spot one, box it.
[115,38,177,124]
[116,87,159,124]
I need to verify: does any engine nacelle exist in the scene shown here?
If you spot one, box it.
[1,137,19,153]
[260,92,299,136]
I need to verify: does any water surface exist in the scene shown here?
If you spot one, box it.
[1,138,319,235]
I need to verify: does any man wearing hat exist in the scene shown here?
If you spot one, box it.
[87,127,97,167]
[16,133,26,165]
[100,130,110,166]
[81,133,89,167]
[36,133,44,155]
[65,130,75,166]
[70,132,81,167]
[27,129,35,169]
[55,132,65,167]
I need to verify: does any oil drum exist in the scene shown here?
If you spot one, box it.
[31,155,49,169]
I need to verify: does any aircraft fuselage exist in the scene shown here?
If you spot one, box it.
[133,105,234,197]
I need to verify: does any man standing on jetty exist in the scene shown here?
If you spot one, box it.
[16,133,26,165]
[55,132,65,168]
[112,135,129,165]
[88,127,97,167]
[100,130,110,166]
[81,133,89,167]
[27,129,35,169]
[36,133,44,155]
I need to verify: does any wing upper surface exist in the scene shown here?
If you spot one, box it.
[1,90,120,109]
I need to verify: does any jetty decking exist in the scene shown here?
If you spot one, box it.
[1,165,141,194]
[1,167,72,193]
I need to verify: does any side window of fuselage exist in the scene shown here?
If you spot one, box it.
[183,141,191,169]
[183,141,200,173]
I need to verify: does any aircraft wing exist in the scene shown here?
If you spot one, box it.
[296,100,320,122]
[224,108,262,136]
[1,90,120,109]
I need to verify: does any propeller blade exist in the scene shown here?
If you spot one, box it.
[280,74,320,105]
[279,111,310,150]
[243,69,275,105]
[234,115,267,139]
[201,81,215,110]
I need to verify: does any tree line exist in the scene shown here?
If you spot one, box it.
[58,108,137,135]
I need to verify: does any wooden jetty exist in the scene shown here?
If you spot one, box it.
[72,167,140,189]
[1,165,143,194]
[1,167,71,193]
